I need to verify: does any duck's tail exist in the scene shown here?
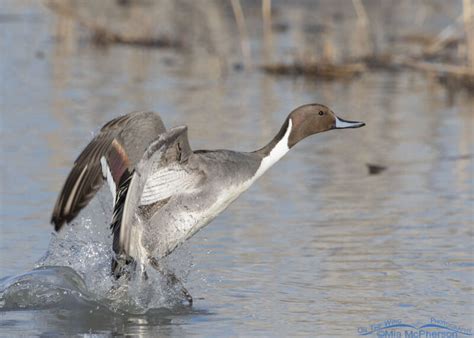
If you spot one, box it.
[109,169,140,280]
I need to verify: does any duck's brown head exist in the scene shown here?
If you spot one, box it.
[288,103,365,148]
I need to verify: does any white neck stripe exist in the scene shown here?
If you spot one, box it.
[254,118,292,179]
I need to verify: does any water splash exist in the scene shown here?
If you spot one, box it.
[0,266,95,310]
[1,188,194,314]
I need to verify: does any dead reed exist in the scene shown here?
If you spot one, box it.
[262,61,365,79]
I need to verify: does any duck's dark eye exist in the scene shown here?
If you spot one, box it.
[318,111,324,116]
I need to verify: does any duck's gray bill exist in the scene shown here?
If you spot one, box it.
[335,116,366,129]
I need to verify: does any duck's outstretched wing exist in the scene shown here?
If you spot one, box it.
[51,112,165,231]
[110,125,197,262]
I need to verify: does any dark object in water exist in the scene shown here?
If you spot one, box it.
[436,72,474,93]
[366,163,387,175]
[92,29,182,49]
[233,62,244,71]
[442,154,472,161]
[272,22,289,33]
[262,61,365,79]
[303,23,326,34]
[359,54,403,72]
[35,50,45,59]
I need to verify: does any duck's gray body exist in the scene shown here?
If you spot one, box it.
[134,149,262,262]
[51,104,364,278]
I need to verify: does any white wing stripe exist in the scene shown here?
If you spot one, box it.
[100,156,116,201]
[64,164,88,214]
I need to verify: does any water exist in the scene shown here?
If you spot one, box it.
[1,1,473,336]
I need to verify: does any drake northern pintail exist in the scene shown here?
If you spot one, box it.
[51,103,365,303]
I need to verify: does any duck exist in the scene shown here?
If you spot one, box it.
[51,103,365,304]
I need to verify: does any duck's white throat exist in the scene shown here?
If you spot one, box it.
[254,118,292,179]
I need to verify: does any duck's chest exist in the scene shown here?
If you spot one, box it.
[147,177,254,257]
[144,151,261,257]
[180,176,254,234]
[194,178,253,226]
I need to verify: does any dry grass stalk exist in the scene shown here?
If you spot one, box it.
[463,0,474,71]
[230,0,252,68]
[425,14,463,56]
[351,0,373,58]
[352,0,368,26]
[262,0,273,63]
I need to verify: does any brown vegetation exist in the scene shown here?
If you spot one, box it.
[262,61,365,80]
[46,0,474,92]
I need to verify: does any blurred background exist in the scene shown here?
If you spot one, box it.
[0,0,473,336]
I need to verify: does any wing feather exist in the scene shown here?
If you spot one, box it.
[51,112,165,231]
[51,132,116,231]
